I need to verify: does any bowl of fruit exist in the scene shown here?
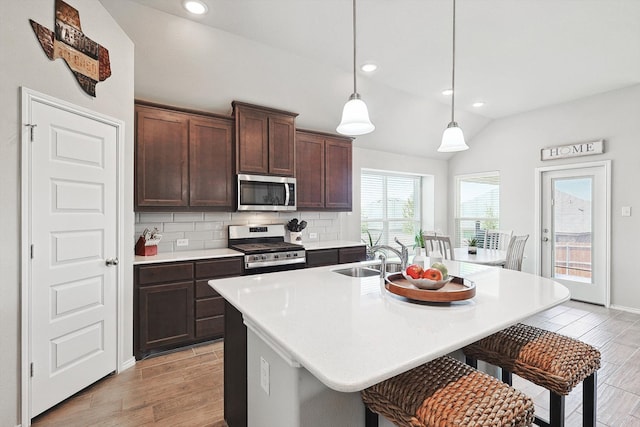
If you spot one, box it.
[402,262,453,290]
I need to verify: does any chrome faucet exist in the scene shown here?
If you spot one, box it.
[377,253,387,278]
[371,237,409,270]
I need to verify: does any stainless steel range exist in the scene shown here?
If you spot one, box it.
[228,224,306,274]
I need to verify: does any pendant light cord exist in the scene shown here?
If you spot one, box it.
[451,0,457,123]
[352,0,357,95]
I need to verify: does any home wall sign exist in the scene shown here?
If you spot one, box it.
[540,139,604,161]
[30,0,111,97]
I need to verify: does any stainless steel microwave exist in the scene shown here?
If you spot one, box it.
[237,174,296,211]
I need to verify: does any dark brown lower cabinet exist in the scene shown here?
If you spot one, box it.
[134,257,243,360]
[195,280,225,339]
[138,281,194,351]
[338,246,367,264]
[306,245,366,267]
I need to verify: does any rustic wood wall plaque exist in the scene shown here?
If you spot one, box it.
[30,0,111,97]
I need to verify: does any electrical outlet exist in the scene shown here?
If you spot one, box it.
[260,357,270,395]
[176,238,189,247]
[309,232,318,239]
[622,206,632,217]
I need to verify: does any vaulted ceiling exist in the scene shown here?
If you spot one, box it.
[106,0,640,157]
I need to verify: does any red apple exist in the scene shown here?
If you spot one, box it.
[421,268,443,281]
[406,264,424,279]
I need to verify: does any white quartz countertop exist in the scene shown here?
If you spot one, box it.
[302,240,364,250]
[211,260,570,393]
[133,241,364,265]
[134,248,243,265]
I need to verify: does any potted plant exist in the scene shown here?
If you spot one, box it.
[414,229,426,251]
[467,238,478,254]
[413,229,426,267]
[362,230,382,260]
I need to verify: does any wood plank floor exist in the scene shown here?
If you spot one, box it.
[32,300,640,427]
[32,341,227,427]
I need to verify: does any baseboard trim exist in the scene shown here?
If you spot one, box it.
[120,356,136,372]
[610,304,640,315]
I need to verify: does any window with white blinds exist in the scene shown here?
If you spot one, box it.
[455,172,500,247]
[361,170,421,248]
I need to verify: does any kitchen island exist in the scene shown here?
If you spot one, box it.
[211,260,570,427]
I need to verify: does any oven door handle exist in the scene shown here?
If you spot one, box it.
[284,182,290,206]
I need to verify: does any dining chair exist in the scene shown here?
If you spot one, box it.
[474,229,488,248]
[423,234,455,260]
[484,229,513,250]
[503,234,529,271]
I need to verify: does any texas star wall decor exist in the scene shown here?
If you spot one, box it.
[30,0,111,97]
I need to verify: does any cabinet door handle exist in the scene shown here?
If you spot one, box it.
[106,258,119,266]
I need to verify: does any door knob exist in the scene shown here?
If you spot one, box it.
[105,258,119,266]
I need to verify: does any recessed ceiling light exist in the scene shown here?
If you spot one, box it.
[183,0,208,15]
[442,88,453,96]
[361,63,378,73]
[472,101,485,108]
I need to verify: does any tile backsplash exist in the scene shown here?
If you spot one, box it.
[134,211,344,253]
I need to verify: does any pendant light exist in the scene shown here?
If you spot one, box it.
[438,0,469,152]
[337,0,375,136]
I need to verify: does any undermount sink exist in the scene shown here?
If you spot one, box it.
[332,266,381,278]
[370,262,403,273]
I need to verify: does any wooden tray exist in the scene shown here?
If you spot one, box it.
[385,273,476,302]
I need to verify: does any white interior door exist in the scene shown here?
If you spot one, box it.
[540,163,609,305]
[28,97,118,417]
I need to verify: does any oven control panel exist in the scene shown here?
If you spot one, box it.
[244,250,306,269]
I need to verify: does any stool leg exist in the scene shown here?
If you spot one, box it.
[549,392,565,427]
[501,368,512,386]
[365,406,378,427]
[465,356,478,369]
[583,372,597,427]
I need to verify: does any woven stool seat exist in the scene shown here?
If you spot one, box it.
[361,355,534,427]
[463,323,601,427]
[463,323,600,395]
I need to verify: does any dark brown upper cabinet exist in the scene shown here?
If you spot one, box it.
[135,102,234,211]
[296,130,353,211]
[136,106,189,208]
[189,117,234,208]
[233,101,298,177]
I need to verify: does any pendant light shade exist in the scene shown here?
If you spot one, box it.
[337,94,375,136]
[438,0,468,152]
[337,0,374,136]
[439,122,467,152]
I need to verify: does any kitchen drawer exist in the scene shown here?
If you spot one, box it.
[306,248,339,267]
[195,279,221,298]
[339,246,366,264]
[196,315,224,339]
[195,257,243,279]
[196,296,225,319]
[137,262,194,286]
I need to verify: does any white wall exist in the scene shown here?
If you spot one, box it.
[449,85,640,312]
[0,1,134,425]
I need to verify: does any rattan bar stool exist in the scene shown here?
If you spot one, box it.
[463,323,601,427]
[361,355,535,427]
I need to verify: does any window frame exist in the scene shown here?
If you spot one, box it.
[454,171,501,247]
[360,169,423,248]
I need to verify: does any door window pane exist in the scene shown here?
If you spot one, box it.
[553,177,593,283]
